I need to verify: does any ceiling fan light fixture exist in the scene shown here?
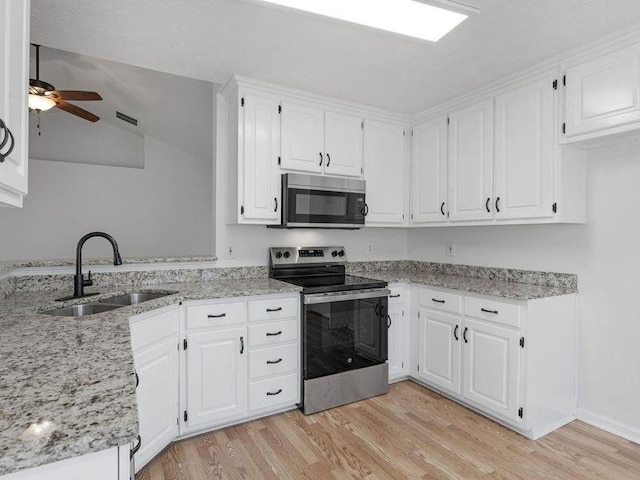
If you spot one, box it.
[29,94,56,112]
[253,0,469,42]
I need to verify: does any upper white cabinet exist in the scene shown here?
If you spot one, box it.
[447,100,494,222]
[0,0,29,207]
[280,102,324,174]
[324,111,363,178]
[222,83,281,225]
[411,116,448,225]
[410,71,585,227]
[494,74,555,220]
[363,119,408,226]
[280,103,363,178]
[563,42,640,142]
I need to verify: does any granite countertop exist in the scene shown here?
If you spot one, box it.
[352,270,578,301]
[7,255,219,270]
[0,278,301,476]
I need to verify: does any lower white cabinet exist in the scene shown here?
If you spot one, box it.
[413,286,576,439]
[417,309,461,395]
[461,318,521,421]
[130,307,180,473]
[185,326,247,429]
[0,447,127,480]
[387,284,409,381]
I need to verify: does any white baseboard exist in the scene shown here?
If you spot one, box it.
[576,408,640,445]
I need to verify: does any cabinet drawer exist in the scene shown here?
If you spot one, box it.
[249,343,298,380]
[420,288,462,314]
[388,286,405,305]
[130,309,179,353]
[249,320,298,347]
[248,374,299,411]
[186,302,245,330]
[464,296,521,328]
[248,296,299,322]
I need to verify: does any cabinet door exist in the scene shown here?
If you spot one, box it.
[387,303,406,380]
[280,102,324,174]
[462,318,521,421]
[185,327,247,429]
[364,120,407,226]
[0,0,29,206]
[324,111,363,178]
[417,309,461,395]
[411,116,448,224]
[133,338,179,472]
[448,100,494,222]
[494,76,555,220]
[565,43,640,137]
[240,94,280,223]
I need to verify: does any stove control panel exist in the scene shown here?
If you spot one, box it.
[270,246,347,265]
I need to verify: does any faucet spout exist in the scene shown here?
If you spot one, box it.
[61,231,124,300]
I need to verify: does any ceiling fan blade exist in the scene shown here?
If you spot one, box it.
[49,90,102,101]
[54,100,100,122]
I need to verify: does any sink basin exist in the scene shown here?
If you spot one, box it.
[98,291,177,306]
[42,303,123,317]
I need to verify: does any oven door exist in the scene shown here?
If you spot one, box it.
[284,186,366,228]
[303,289,389,380]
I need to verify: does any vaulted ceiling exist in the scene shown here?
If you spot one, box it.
[31,0,640,114]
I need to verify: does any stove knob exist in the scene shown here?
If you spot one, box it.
[338,250,345,257]
[332,250,338,257]
[275,252,283,259]
[283,251,291,258]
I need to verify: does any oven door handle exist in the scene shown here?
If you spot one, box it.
[304,288,391,304]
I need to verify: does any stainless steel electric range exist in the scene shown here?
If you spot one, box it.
[269,246,390,415]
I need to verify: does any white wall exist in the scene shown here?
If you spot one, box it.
[408,141,640,437]
[0,135,213,260]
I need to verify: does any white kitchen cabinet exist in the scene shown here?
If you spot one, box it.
[222,82,281,225]
[387,284,409,381]
[363,120,408,226]
[185,326,247,430]
[0,447,124,480]
[324,111,363,178]
[418,308,461,396]
[0,0,29,207]
[563,42,640,141]
[447,99,494,222]
[494,74,555,220]
[279,103,363,178]
[412,286,576,439]
[130,307,180,472]
[410,116,448,224]
[280,102,324,174]
[462,317,521,421]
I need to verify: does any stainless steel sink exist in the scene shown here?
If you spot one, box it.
[42,302,123,317]
[98,291,177,306]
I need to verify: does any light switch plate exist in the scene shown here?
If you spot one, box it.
[446,242,456,257]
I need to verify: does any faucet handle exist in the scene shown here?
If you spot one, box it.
[83,270,94,287]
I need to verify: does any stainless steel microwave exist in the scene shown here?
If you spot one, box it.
[272,173,367,229]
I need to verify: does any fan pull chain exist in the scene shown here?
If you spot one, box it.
[37,111,41,136]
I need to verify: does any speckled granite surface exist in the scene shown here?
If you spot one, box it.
[8,255,218,269]
[0,278,300,476]
[352,270,577,300]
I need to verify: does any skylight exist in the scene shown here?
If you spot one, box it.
[255,0,469,42]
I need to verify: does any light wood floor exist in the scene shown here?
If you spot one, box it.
[137,381,640,480]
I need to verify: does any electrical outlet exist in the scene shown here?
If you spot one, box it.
[446,242,456,257]
[225,245,235,259]
[366,243,373,255]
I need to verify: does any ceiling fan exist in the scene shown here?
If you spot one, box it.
[29,44,102,122]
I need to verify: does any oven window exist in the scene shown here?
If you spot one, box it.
[304,296,387,380]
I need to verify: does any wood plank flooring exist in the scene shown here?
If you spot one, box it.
[137,381,640,480]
